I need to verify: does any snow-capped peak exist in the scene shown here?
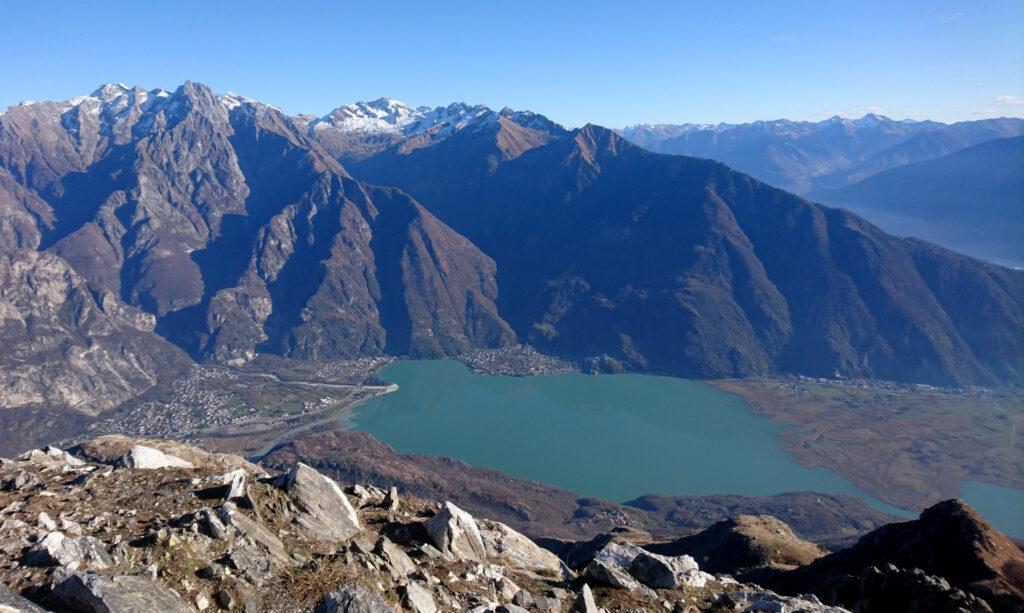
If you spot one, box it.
[219,92,256,111]
[315,98,431,134]
[852,112,891,127]
[310,98,543,141]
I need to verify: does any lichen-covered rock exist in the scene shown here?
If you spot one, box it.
[424,501,487,562]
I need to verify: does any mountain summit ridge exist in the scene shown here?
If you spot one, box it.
[1,82,1021,394]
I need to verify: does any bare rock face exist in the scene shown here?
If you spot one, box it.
[423,501,487,563]
[51,570,194,613]
[0,83,515,369]
[0,251,188,415]
[281,462,361,541]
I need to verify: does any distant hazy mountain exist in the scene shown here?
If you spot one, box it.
[833,118,1024,187]
[619,115,1024,196]
[2,84,1022,390]
[813,137,1024,267]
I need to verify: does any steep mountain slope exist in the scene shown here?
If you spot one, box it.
[3,85,1021,386]
[0,83,514,365]
[345,124,1024,385]
[812,137,1024,267]
[0,250,189,415]
[834,117,1024,187]
[619,115,941,194]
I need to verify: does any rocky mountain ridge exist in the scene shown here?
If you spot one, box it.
[0,82,516,415]
[346,122,1024,385]
[1,81,1022,422]
[0,435,1019,612]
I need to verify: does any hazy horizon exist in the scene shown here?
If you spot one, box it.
[3,0,1022,128]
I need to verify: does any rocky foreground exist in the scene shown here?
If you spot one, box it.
[0,437,1021,612]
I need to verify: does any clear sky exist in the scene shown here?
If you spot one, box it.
[2,0,1022,128]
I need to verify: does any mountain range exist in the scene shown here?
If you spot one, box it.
[1,83,1022,416]
[619,114,1024,196]
[620,115,1024,266]
[812,136,1024,267]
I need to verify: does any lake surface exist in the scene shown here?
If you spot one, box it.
[350,360,1021,536]
[960,481,1024,538]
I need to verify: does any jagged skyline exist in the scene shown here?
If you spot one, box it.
[2,1,1022,127]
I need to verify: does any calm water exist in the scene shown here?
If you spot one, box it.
[350,360,1021,536]
[960,481,1024,538]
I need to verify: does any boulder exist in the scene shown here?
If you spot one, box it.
[222,544,279,586]
[314,584,395,613]
[628,550,708,589]
[375,536,417,579]
[0,585,47,612]
[223,469,247,500]
[43,446,86,467]
[400,582,437,613]
[583,542,656,597]
[568,584,598,613]
[25,532,112,570]
[51,571,193,613]
[123,445,194,470]
[36,512,57,531]
[479,519,571,577]
[423,501,487,562]
[383,486,399,511]
[1,471,41,492]
[282,463,361,541]
[348,484,374,507]
[215,503,294,567]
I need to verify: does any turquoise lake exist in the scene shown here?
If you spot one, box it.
[350,359,1022,536]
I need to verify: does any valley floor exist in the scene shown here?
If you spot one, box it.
[713,377,1024,512]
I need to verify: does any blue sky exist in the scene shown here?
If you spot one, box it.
[2,0,1022,127]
